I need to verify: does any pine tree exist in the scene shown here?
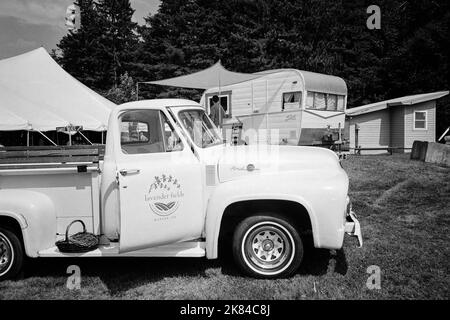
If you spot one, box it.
[56,0,105,89]
[56,0,138,90]
[96,0,139,87]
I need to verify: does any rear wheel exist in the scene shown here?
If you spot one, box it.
[0,227,24,281]
[232,215,303,278]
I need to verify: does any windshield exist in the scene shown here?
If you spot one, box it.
[178,109,223,148]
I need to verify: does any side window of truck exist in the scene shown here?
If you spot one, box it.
[119,110,183,154]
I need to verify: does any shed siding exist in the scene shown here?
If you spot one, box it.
[390,106,405,150]
[404,101,436,147]
[347,110,391,154]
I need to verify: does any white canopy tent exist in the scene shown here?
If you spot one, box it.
[0,106,29,131]
[0,83,69,131]
[0,48,116,133]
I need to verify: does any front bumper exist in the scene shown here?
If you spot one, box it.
[344,207,363,247]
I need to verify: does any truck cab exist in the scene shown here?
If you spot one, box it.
[0,99,362,280]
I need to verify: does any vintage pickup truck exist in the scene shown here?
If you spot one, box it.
[0,99,362,280]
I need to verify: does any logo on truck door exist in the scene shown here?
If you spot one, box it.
[145,174,184,216]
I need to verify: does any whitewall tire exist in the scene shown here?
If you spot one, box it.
[232,215,303,278]
[0,227,24,281]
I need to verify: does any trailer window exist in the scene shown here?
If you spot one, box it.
[207,94,231,118]
[282,91,302,111]
[119,110,183,154]
[306,92,345,111]
[327,94,337,111]
[337,96,345,111]
[314,93,327,110]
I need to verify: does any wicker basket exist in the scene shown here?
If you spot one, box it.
[56,220,99,253]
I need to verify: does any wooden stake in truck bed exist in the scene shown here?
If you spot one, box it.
[0,99,362,280]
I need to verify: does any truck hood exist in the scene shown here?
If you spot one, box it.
[205,145,341,183]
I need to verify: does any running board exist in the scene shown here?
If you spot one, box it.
[38,241,206,258]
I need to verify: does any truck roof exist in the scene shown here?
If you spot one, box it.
[119,99,201,111]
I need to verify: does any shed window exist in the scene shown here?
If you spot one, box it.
[282,91,302,111]
[414,111,427,130]
[306,91,345,111]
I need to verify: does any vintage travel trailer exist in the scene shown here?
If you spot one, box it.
[200,69,348,146]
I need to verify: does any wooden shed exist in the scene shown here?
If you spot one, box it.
[345,91,449,154]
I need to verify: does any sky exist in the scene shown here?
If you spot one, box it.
[0,0,161,59]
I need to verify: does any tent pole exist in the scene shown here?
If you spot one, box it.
[37,130,57,146]
[136,82,139,101]
[218,62,222,128]
[78,131,93,145]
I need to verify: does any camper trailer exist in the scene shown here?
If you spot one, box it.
[200,69,348,148]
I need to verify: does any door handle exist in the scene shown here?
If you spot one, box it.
[119,168,141,176]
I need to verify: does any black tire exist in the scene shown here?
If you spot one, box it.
[232,214,303,278]
[0,227,24,281]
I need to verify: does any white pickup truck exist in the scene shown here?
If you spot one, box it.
[0,99,362,280]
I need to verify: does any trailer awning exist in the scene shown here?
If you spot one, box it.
[0,48,116,132]
[145,60,264,89]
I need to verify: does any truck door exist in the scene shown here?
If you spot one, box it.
[116,109,204,253]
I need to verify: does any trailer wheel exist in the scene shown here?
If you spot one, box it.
[232,215,303,278]
[0,227,24,281]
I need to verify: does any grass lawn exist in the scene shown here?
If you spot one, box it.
[0,154,449,299]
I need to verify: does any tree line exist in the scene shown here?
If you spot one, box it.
[54,0,450,136]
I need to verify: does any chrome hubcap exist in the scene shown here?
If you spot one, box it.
[244,224,292,271]
[0,234,12,273]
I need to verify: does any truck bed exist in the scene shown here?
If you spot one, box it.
[0,145,105,238]
[0,145,105,168]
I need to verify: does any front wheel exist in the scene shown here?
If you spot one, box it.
[232,215,303,278]
[0,227,24,281]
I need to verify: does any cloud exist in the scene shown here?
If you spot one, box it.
[0,15,65,59]
[0,0,68,26]
[0,0,161,59]
[7,38,38,50]
[0,0,161,26]
[131,0,161,23]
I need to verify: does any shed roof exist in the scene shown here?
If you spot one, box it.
[346,91,449,116]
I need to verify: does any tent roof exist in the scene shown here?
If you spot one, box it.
[0,105,29,131]
[346,91,449,116]
[0,83,69,131]
[145,61,264,89]
[0,48,116,131]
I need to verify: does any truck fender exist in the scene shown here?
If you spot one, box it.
[0,190,56,257]
[204,178,319,259]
